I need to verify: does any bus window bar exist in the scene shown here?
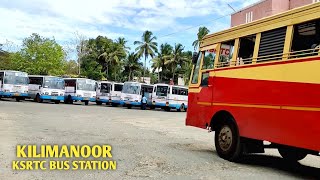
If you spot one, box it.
[214,48,320,68]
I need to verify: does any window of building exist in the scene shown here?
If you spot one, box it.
[290,19,320,58]
[246,11,253,23]
[236,35,256,65]
[257,27,286,62]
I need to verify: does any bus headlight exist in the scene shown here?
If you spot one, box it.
[24,90,28,93]
[44,92,49,95]
[60,93,63,96]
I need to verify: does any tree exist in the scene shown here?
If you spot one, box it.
[11,33,66,75]
[64,60,79,76]
[134,30,158,82]
[124,52,143,81]
[116,37,130,53]
[164,43,188,81]
[151,43,173,82]
[192,27,210,51]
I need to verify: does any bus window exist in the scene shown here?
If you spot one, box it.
[201,72,209,87]
[290,19,320,58]
[29,77,43,86]
[178,88,188,96]
[218,40,235,68]
[114,84,123,91]
[191,52,202,84]
[203,48,216,69]
[237,35,256,65]
[0,72,4,83]
[172,87,178,95]
[257,27,286,62]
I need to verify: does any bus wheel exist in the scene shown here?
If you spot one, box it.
[16,97,21,102]
[85,101,89,106]
[127,105,132,109]
[54,101,60,104]
[177,104,185,112]
[164,107,170,112]
[96,101,102,105]
[215,118,243,162]
[35,94,43,103]
[111,103,117,107]
[278,146,307,162]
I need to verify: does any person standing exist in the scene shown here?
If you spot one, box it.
[141,94,147,110]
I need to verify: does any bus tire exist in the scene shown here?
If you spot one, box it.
[278,146,307,162]
[111,103,117,107]
[164,107,170,112]
[85,101,89,106]
[16,97,21,102]
[54,100,60,104]
[35,94,43,103]
[215,117,243,162]
[96,101,102,105]
[127,105,132,109]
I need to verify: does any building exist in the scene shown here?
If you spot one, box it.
[132,76,151,84]
[231,0,320,27]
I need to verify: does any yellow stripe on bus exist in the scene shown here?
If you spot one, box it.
[196,102,320,112]
[210,59,320,84]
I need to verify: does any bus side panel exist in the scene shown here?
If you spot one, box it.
[211,76,320,152]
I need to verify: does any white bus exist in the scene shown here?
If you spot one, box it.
[165,85,188,112]
[110,82,123,106]
[96,81,123,106]
[121,82,153,109]
[0,70,29,101]
[149,83,169,109]
[64,78,96,105]
[28,75,65,104]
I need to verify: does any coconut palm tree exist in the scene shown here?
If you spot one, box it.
[124,52,143,81]
[116,37,130,53]
[134,30,158,82]
[151,43,173,82]
[164,43,188,81]
[192,26,210,50]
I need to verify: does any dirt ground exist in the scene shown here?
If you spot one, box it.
[0,100,319,179]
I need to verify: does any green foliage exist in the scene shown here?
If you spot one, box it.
[64,60,79,76]
[0,49,12,70]
[192,26,210,51]
[134,30,158,78]
[10,33,66,75]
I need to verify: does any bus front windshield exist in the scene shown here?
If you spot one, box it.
[77,79,96,91]
[156,86,168,96]
[122,82,140,95]
[4,72,28,85]
[44,77,64,89]
[100,83,111,93]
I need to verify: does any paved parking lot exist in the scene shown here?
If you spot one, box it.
[0,99,319,179]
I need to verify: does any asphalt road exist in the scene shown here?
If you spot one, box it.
[0,99,319,179]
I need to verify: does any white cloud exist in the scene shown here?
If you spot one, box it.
[0,0,260,52]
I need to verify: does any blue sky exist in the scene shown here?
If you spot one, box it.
[0,0,259,63]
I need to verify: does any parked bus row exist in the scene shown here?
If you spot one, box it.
[0,70,188,111]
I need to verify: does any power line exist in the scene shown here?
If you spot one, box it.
[157,2,241,39]
[158,12,233,39]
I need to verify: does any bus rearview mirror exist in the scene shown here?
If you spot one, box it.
[192,52,198,64]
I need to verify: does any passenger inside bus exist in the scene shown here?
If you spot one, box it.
[291,19,320,58]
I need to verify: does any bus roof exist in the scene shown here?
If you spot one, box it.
[28,75,62,78]
[63,78,95,81]
[0,70,27,73]
[200,2,320,48]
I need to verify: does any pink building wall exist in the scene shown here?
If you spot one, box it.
[231,0,314,27]
[289,0,313,9]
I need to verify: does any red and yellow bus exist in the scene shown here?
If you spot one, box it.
[186,3,320,162]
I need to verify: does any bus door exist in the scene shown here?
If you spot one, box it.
[197,71,214,123]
